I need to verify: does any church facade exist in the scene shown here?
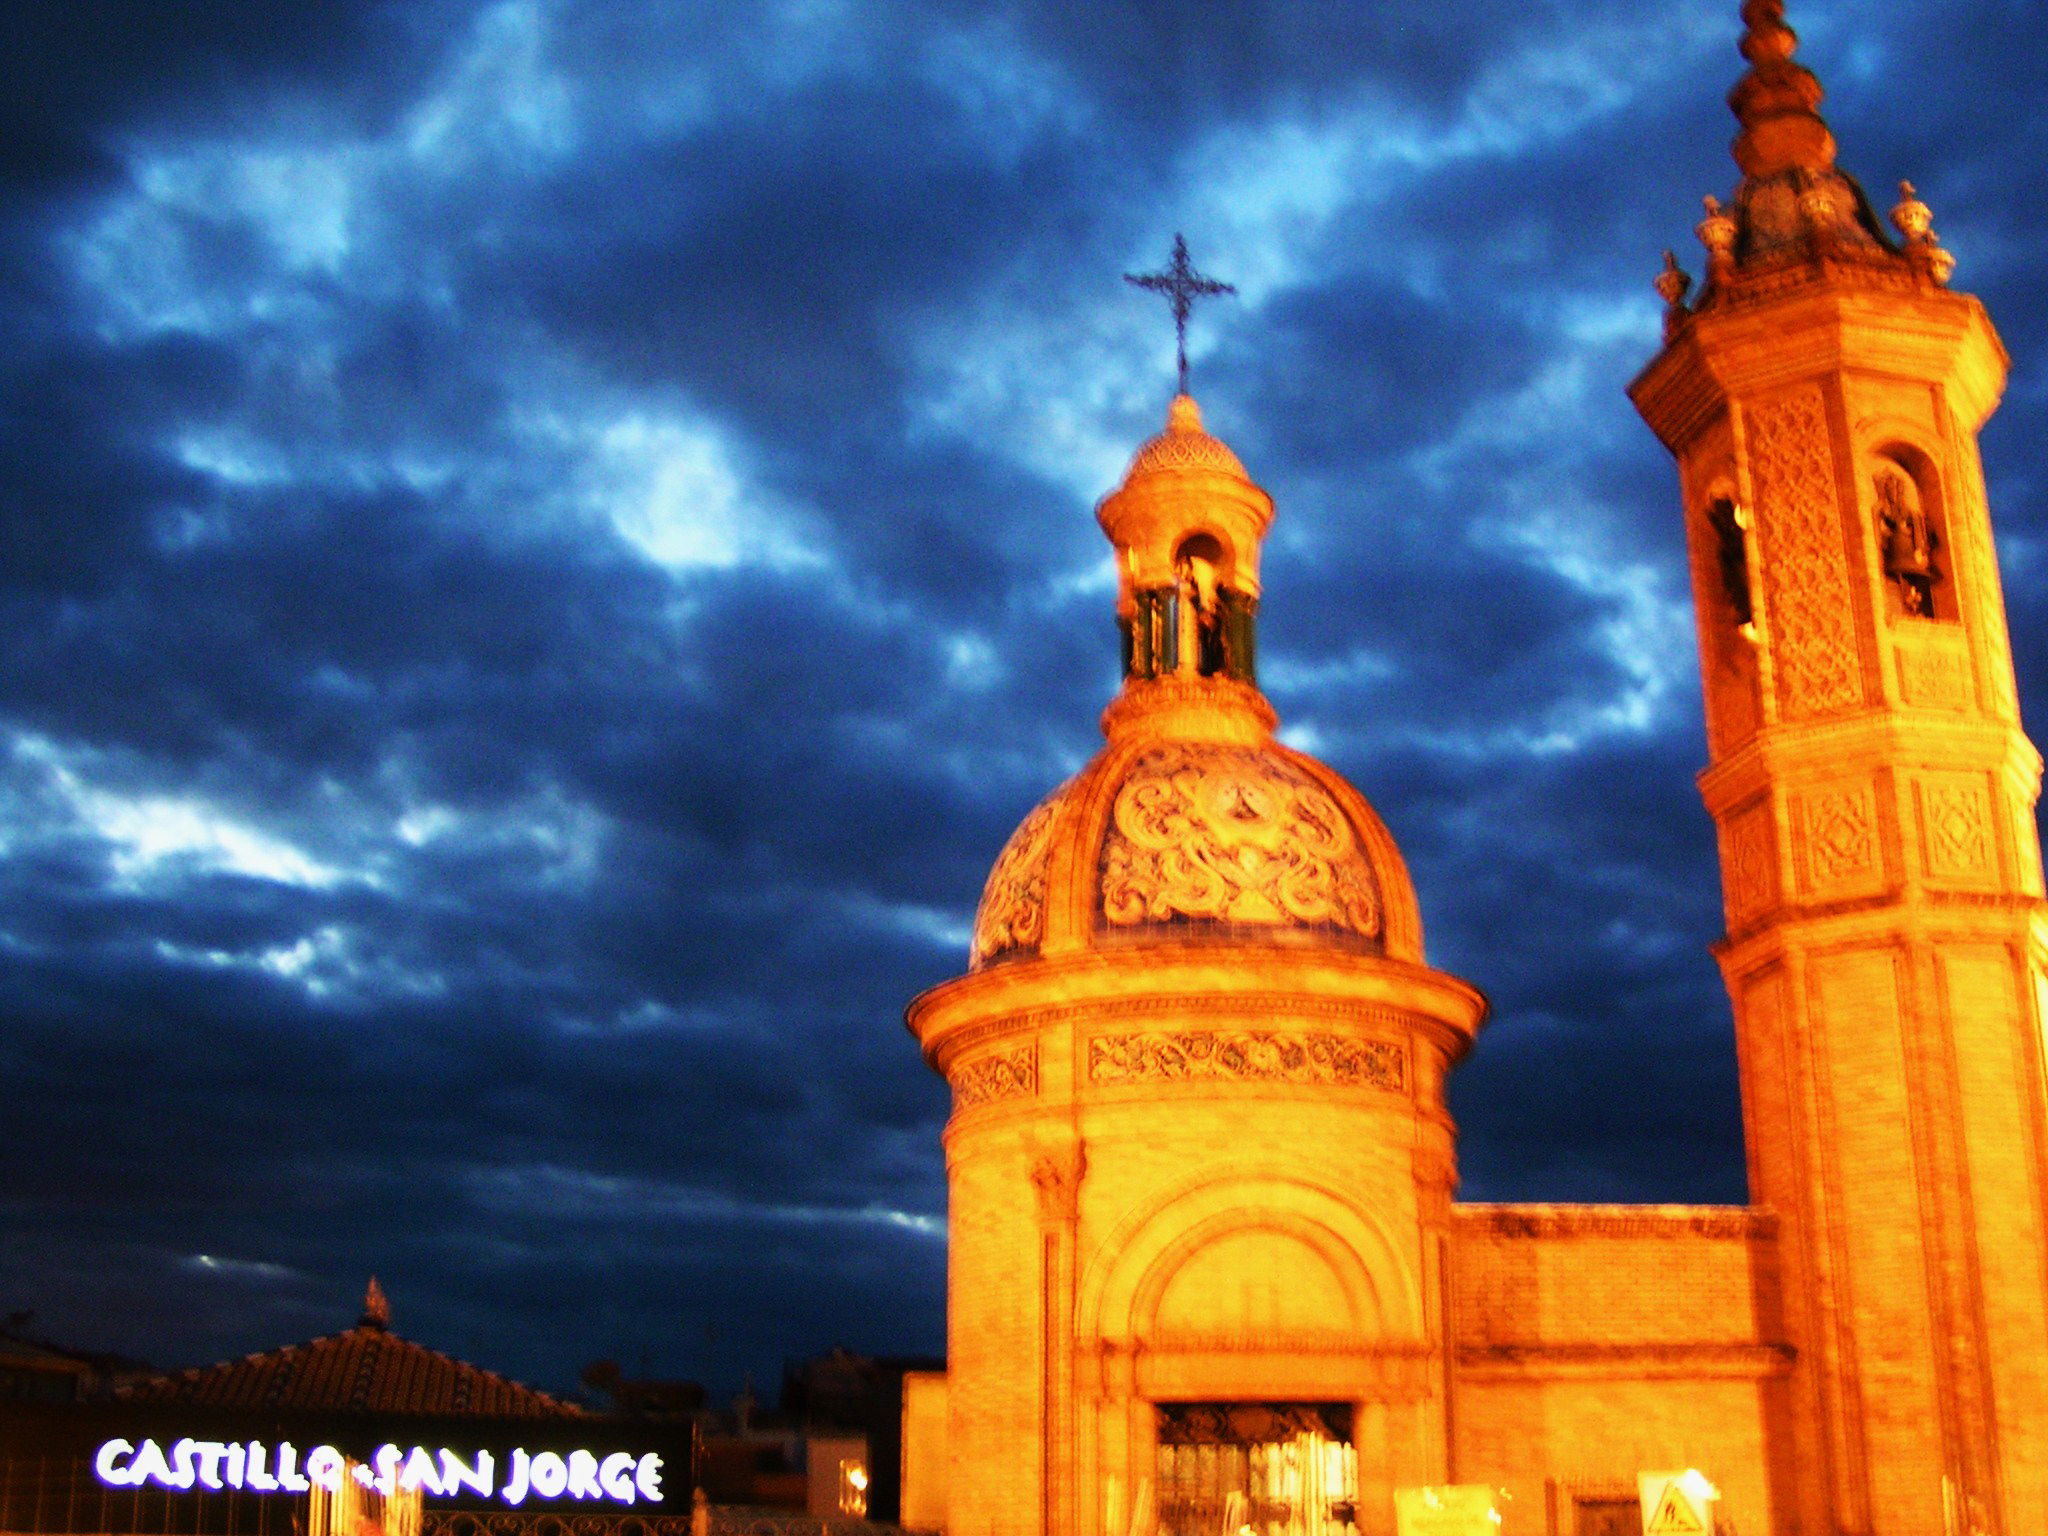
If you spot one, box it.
[903,4,2048,1533]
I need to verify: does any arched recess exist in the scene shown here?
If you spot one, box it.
[1871,440,1959,621]
[1079,1165,1424,1351]
[1853,415,1961,623]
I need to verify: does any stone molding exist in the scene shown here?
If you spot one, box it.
[1452,1202,1777,1241]
[1088,1029,1406,1094]
[1453,1341,1794,1382]
[926,989,1433,1069]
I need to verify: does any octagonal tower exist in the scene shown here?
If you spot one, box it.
[908,394,1486,1536]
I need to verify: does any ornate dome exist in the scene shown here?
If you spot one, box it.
[1125,393,1250,480]
[968,388,1423,972]
[970,729,1423,971]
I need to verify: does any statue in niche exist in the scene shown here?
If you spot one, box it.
[1175,538,1227,677]
[1875,468,1939,616]
[1705,497,1754,630]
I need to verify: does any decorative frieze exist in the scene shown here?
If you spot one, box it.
[950,1046,1038,1109]
[1453,1203,1776,1242]
[1087,1030,1405,1093]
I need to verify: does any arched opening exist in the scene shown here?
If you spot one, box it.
[1703,495,1755,632]
[1164,531,1255,683]
[1872,447,1956,621]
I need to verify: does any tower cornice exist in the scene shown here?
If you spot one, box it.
[1632,283,2008,452]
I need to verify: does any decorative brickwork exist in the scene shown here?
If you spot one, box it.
[1920,774,1995,882]
[1897,634,1973,709]
[949,1046,1037,1108]
[1723,798,1778,922]
[1748,388,1864,718]
[1087,1029,1405,1092]
[1797,779,1880,891]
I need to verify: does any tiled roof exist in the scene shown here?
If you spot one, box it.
[119,1325,583,1419]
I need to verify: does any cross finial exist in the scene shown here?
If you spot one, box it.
[1124,234,1236,395]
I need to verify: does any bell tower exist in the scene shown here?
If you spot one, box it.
[1632,4,2048,1533]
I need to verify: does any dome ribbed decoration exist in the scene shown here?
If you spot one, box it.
[1125,394,1249,481]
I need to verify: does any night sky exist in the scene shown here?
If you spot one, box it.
[6,0,2048,1403]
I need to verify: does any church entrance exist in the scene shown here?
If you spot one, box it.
[1153,1403,1358,1535]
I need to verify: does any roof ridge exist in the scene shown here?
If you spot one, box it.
[117,1324,580,1415]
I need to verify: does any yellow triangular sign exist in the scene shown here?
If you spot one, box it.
[1645,1481,1707,1534]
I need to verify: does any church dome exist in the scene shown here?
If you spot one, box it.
[969,728,1423,971]
[969,389,1423,972]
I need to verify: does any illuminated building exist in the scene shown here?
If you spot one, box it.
[0,1283,689,1536]
[904,4,2048,1532]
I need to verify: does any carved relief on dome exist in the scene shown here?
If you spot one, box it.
[970,791,1063,968]
[1096,746,1382,943]
[1129,430,1247,479]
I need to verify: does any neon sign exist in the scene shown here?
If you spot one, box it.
[92,1440,663,1507]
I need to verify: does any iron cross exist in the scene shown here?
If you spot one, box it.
[1124,234,1236,394]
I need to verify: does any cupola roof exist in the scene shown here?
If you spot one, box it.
[968,392,1423,973]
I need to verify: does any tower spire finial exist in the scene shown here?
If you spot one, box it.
[360,1275,390,1330]
[1124,235,1235,396]
[1729,0,1836,180]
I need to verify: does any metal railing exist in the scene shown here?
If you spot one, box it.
[0,1459,296,1536]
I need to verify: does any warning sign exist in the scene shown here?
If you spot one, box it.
[1393,1484,1503,1536]
[1645,1485,1705,1532]
[1638,1471,1716,1534]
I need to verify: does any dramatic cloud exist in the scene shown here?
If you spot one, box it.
[4,0,2047,1397]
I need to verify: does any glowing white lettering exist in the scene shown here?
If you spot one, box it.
[400,1446,446,1497]
[94,1441,136,1487]
[130,1441,175,1489]
[528,1453,568,1500]
[439,1449,493,1499]
[565,1451,600,1500]
[503,1449,532,1507]
[246,1443,279,1493]
[90,1438,657,1506]
[304,1445,344,1493]
[597,1453,635,1502]
[194,1442,228,1491]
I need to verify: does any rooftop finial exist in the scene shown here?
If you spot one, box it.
[1124,235,1236,396]
[360,1276,390,1331]
[1729,0,1835,181]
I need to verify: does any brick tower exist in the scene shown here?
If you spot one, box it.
[1631,4,2048,1532]
[908,391,1485,1536]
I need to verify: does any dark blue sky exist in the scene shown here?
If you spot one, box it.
[5,0,2048,1401]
